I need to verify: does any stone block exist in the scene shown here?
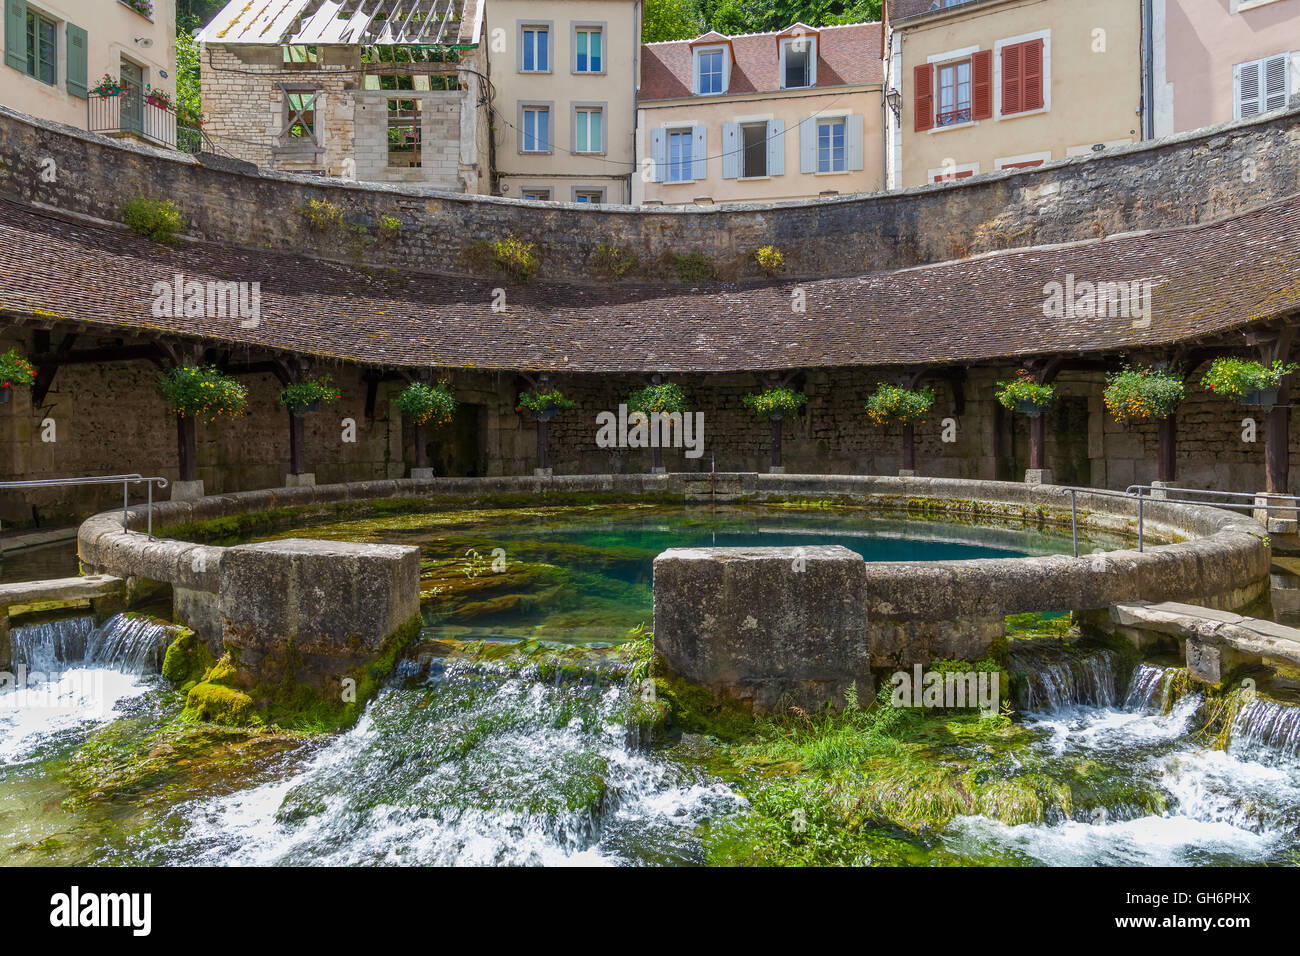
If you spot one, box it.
[171,479,205,502]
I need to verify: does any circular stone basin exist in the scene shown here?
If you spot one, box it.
[249,503,1129,646]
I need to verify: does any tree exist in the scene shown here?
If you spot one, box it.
[643,0,704,43]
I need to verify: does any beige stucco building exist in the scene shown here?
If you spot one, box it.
[887,0,1142,188]
[2,0,177,144]
[197,0,490,192]
[635,21,885,205]
[486,0,639,204]
[1150,0,1298,138]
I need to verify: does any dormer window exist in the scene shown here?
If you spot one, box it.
[780,35,817,89]
[694,46,727,95]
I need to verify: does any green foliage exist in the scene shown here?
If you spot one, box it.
[122,197,185,243]
[661,249,717,283]
[1201,357,1298,400]
[174,27,202,129]
[1103,365,1185,421]
[394,381,457,427]
[279,374,342,411]
[753,244,786,276]
[865,383,933,427]
[492,235,539,281]
[590,243,640,279]
[300,198,345,231]
[157,365,248,421]
[651,0,883,41]
[742,386,807,418]
[995,369,1056,412]
[643,0,704,41]
[517,389,575,414]
[376,215,402,240]
[627,382,688,415]
[0,348,36,388]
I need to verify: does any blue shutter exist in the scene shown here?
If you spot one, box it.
[650,128,666,182]
[66,23,88,98]
[845,114,864,171]
[691,125,706,181]
[721,122,740,179]
[767,118,785,176]
[4,0,26,72]
[798,117,817,173]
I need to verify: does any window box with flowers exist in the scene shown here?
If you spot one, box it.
[0,348,36,404]
[120,0,154,20]
[279,375,341,414]
[1103,366,1185,424]
[1201,358,1298,408]
[995,371,1055,417]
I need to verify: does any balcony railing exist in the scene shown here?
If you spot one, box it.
[88,90,202,153]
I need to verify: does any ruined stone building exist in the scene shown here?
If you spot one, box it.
[196,0,490,192]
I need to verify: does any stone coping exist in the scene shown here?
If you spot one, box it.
[76,474,1270,617]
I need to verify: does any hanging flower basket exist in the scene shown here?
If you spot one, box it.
[743,386,807,422]
[157,365,248,423]
[517,389,574,422]
[1201,357,1298,407]
[1103,365,1185,423]
[394,381,457,427]
[865,383,934,427]
[279,375,341,415]
[996,371,1055,417]
[0,348,37,404]
[627,382,688,418]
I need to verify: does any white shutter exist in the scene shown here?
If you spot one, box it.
[1236,60,1262,118]
[721,122,740,179]
[650,128,666,182]
[1264,53,1289,112]
[766,118,785,176]
[845,114,864,171]
[691,125,707,181]
[798,116,817,173]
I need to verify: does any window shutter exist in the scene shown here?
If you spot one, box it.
[845,114,864,171]
[1264,53,1289,111]
[1236,60,1262,118]
[650,128,666,182]
[798,116,817,173]
[721,122,740,179]
[766,118,785,176]
[913,63,933,132]
[691,125,707,181]
[971,49,993,120]
[4,0,26,72]
[66,23,88,98]
[1023,39,1045,111]
[1001,43,1023,115]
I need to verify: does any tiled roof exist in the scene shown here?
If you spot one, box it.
[887,0,991,24]
[197,0,481,47]
[0,194,1297,373]
[640,21,883,101]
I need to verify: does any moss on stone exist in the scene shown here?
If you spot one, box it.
[161,629,212,687]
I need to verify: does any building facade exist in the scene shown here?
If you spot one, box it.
[486,0,639,204]
[197,0,490,192]
[1149,0,1298,138]
[634,21,885,205]
[887,0,1142,188]
[2,0,177,145]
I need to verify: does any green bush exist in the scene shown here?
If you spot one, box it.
[122,197,185,243]
[492,235,538,281]
[300,198,344,230]
[590,243,640,279]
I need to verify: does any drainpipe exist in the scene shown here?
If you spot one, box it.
[629,0,642,204]
[1140,0,1155,140]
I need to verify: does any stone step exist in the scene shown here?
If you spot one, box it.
[0,574,124,609]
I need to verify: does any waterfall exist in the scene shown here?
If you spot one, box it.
[1230,698,1300,758]
[8,614,174,676]
[1123,664,1188,714]
[1019,650,1120,712]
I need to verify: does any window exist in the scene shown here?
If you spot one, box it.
[283,91,319,143]
[929,162,978,182]
[667,128,693,182]
[1000,38,1046,116]
[284,45,319,66]
[696,48,724,95]
[521,25,549,72]
[521,188,551,201]
[573,188,604,203]
[741,122,768,177]
[387,99,421,167]
[575,27,602,73]
[936,59,972,126]
[521,105,550,152]
[1236,53,1290,118]
[817,118,846,172]
[574,106,603,153]
[781,36,815,89]
[25,10,56,86]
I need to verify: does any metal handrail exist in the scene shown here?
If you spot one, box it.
[0,474,169,537]
[1059,484,1300,556]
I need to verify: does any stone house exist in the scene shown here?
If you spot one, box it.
[196,0,490,192]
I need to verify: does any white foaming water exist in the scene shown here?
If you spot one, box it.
[162,669,743,866]
[0,615,171,762]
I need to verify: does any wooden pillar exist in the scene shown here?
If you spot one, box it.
[1267,399,1289,494]
[288,408,307,476]
[1028,414,1046,470]
[901,423,915,471]
[415,422,428,470]
[1158,414,1177,483]
[771,417,782,469]
[176,413,197,482]
[652,440,664,472]
[536,418,550,470]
